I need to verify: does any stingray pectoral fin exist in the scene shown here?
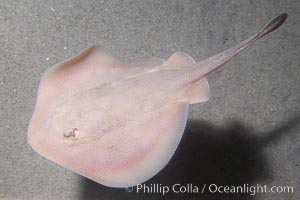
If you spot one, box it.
[163,51,196,68]
[55,44,126,71]
[185,78,210,104]
[84,102,189,187]
[36,44,127,106]
[48,44,126,81]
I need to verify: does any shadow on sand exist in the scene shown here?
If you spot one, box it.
[80,115,300,200]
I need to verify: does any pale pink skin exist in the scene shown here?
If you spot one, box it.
[28,14,286,187]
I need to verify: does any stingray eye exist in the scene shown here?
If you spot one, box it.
[63,128,79,138]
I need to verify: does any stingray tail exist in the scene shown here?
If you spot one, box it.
[185,13,287,83]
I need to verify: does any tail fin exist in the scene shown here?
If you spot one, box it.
[257,13,287,39]
[185,13,287,82]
